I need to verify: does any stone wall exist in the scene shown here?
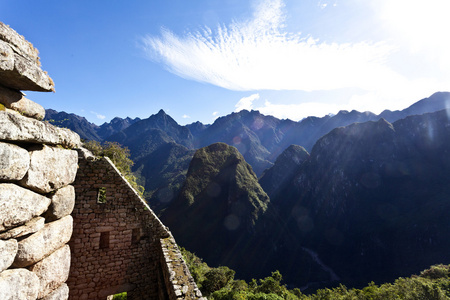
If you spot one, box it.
[68,146,204,299]
[0,22,80,299]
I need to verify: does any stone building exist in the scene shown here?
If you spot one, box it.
[0,22,204,299]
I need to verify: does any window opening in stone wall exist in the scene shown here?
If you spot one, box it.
[97,187,107,204]
[100,231,110,249]
[132,228,141,244]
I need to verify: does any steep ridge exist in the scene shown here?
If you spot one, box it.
[44,109,101,141]
[44,109,140,142]
[259,144,310,199]
[133,142,195,211]
[97,116,141,140]
[269,109,450,286]
[160,143,270,269]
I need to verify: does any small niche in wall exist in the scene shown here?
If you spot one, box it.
[97,187,107,204]
[132,228,141,244]
[100,231,110,249]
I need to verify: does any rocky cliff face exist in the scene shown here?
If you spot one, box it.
[0,22,80,300]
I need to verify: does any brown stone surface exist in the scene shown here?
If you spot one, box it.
[0,217,45,240]
[0,110,81,148]
[44,185,75,221]
[0,183,51,232]
[14,215,73,268]
[0,22,54,92]
[41,283,69,300]
[28,245,70,298]
[0,85,45,120]
[0,268,40,300]
[68,155,203,300]
[20,145,78,194]
[0,239,17,272]
[0,141,29,181]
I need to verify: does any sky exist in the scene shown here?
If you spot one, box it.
[1,0,449,125]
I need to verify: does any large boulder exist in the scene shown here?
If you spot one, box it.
[43,185,75,221]
[13,215,73,268]
[0,85,45,120]
[0,183,51,232]
[0,239,17,272]
[28,245,70,298]
[0,22,54,92]
[0,268,40,300]
[0,110,81,148]
[20,145,78,194]
[0,141,29,181]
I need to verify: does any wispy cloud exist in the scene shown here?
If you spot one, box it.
[142,0,396,92]
[182,114,191,119]
[90,111,106,120]
[235,93,260,112]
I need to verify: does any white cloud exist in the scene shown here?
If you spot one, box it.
[182,114,191,119]
[142,0,396,92]
[90,111,106,120]
[212,111,219,116]
[235,93,260,112]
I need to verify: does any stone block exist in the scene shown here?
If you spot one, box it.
[43,185,75,221]
[0,239,17,272]
[13,215,73,267]
[40,283,69,300]
[0,217,44,239]
[0,141,29,181]
[28,245,70,298]
[0,22,40,63]
[0,85,45,120]
[0,22,54,92]
[0,268,39,299]
[20,145,78,193]
[0,183,51,231]
[0,110,81,148]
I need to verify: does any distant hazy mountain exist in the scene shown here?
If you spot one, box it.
[46,92,450,289]
[107,109,194,158]
[44,109,140,141]
[44,109,101,141]
[97,116,141,140]
[47,92,450,212]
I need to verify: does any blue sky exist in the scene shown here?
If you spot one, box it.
[1,0,449,125]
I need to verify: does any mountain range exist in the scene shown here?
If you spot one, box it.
[45,91,450,289]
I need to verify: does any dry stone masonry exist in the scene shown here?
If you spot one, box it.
[0,22,79,300]
[0,22,204,299]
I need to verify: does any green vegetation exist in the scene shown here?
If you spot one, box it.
[181,248,450,300]
[112,292,127,299]
[84,141,145,196]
